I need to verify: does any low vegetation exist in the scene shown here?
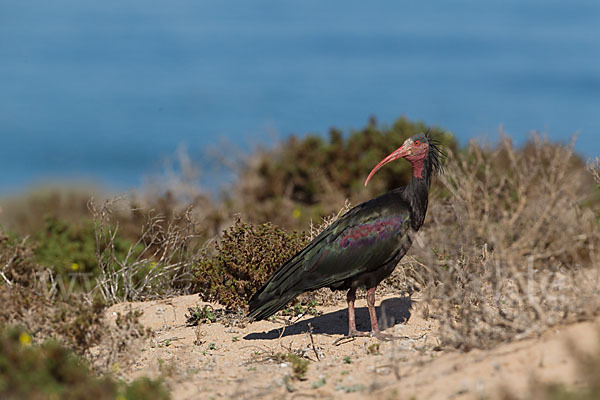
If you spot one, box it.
[1,117,599,397]
[413,135,600,349]
[230,116,457,230]
[89,197,206,304]
[0,231,105,355]
[195,217,309,308]
[0,326,169,400]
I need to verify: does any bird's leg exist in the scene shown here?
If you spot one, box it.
[346,287,367,337]
[367,287,397,341]
[334,288,369,345]
[366,287,380,333]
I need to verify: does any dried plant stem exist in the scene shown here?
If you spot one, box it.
[89,197,206,304]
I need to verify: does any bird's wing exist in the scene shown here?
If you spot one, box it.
[255,196,413,297]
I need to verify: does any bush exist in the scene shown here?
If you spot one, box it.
[4,117,600,358]
[33,216,130,281]
[195,218,309,308]
[0,231,39,288]
[0,230,106,354]
[0,228,151,366]
[90,198,206,304]
[0,186,99,238]
[403,135,600,350]
[0,326,170,400]
[231,116,457,230]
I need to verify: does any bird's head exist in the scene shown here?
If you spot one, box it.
[364,132,442,186]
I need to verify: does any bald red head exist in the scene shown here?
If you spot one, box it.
[364,136,429,186]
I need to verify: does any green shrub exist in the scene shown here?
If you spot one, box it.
[0,230,105,354]
[185,305,217,326]
[281,300,320,317]
[282,353,309,381]
[33,216,99,277]
[0,326,170,400]
[33,216,133,284]
[233,116,457,229]
[195,218,309,308]
[0,186,98,238]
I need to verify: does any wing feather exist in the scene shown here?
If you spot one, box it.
[248,194,413,319]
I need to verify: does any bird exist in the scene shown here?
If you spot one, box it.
[248,132,443,341]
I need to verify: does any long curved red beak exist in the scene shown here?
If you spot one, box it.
[364,143,412,186]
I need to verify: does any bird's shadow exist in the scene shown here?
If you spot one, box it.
[244,296,412,340]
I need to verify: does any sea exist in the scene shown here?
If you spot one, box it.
[1,0,599,194]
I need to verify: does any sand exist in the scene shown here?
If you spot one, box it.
[104,293,599,399]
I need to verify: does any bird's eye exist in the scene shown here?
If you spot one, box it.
[414,140,421,146]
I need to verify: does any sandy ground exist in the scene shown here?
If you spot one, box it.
[104,293,599,399]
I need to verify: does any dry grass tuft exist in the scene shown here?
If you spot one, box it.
[0,231,105,354]
[400,135,600,349]
[0,229,151,372]
[589,157,600,187]
[89,197,206,304]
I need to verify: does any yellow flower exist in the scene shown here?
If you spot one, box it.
[19,332,32,346]
[111,362,121,374]
[71,263,80,271]
[292,207,301,219]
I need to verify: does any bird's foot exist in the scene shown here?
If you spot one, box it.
[333,329,371,345]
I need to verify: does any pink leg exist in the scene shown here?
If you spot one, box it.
[346,288,367,336]
[347,287,357,333]
[334,288,369,344]
[367,286,397,341]
[366,287,380,333]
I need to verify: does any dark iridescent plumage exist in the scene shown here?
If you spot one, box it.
[248,133,443,339]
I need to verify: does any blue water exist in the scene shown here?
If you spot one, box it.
[1,1,599,193]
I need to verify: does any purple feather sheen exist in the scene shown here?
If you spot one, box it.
[336,215,410,249]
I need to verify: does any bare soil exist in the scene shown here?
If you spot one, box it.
[103,293,599,399]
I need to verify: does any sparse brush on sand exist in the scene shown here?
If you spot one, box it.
[412,135,600,349]
[1,118,600,398]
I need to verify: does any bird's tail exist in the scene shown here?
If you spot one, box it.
[247,246,311,320]
[247,289,299,321]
